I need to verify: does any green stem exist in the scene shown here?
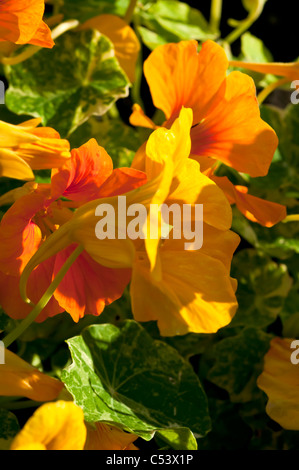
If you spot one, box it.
[1,20,79,66]
[124,0,138,24]
[3,244,84,348]
[210,0,223,34]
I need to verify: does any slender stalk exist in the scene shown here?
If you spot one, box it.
[1,20,79,66]
[210,0,223,33]
[282,214,299,223]
[2,244,84,348]
[124,0,138,24]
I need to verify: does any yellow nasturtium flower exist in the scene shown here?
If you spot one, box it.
[0,119,71,180]
[257,337,299,430]
[10,400,139,450]
[10,401,87,450]
[0,346,63,401]
[19,108,239,336]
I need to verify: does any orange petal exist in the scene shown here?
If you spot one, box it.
[0,0,53,48]
[257,337,299,430]
[191,71,278,177]
[144,40,228,124]
[53,245,131,322]
[0,259,64,322]
[95,167,147,198]
[85,423,138,450]
[80,14,140,82]
[0,186,51,276]
[27,20,54,49]
[129,104,157,129]
[212,176,287,227]
[51,139,113,203]
[0,346,63,401]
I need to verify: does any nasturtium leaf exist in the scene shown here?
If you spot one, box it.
[0,409,20,450]
[205,328,272,403]
[229,249,292,328]
[61,321,211,446]
[241,32,273,62]
[5,30,130,137]
[60,0,131,22]
[138,0,216,49]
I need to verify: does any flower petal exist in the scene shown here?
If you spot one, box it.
[212,176,287,227]
[191,71,278,177]
[53,245,131,322]
[144,40,228,124]
[257,337,299,430]
[0,346,63,401]
[10,401,86,450]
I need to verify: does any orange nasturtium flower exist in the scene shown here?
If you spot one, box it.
[0,119,71,181]
[0,138,146,322]
[130,40,286,228]
[19,108,239,336]
[0,0,54,48]
[10,401,139,450]
[257,337,299,430]
[79,14,140,83]
[0,346,63,401]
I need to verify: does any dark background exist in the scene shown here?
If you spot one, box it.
[187,0,297,61]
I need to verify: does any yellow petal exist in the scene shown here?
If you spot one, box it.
[131,244,238,336]
[10,401,87,450]
[0,148,34,180]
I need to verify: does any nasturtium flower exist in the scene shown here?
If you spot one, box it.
[133,40,278,177]
[9,400,139,450]
[0,345,63,401]
[0,0,54,48]
[10,401,87,450]
[79,14,140,83]
[130,39,286,227]
[0,119,71,181]
[19,108,239,336]
[257,337,299,430]
[0,138,146,322]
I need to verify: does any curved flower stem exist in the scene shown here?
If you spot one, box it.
[282,214,299,223]
[124,0,138,24]
[1,19,79,66]
[257,77,290,105]
[210,0,223,34]
[2,244,84,348]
